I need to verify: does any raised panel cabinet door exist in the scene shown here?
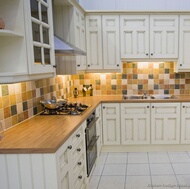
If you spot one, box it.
[121,103,150,145]
[102,103,120,145]
[120,15,149,59]
[178,15,190,71]
[86,15,103,69]
[181,103,190,144]
[151,103,180,144]
[102,15,120,69]
[149,15,179,59]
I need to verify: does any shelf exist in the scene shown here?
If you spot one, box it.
[0,29,23,37]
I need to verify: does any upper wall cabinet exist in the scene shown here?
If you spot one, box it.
[0,0,55,84]
[176,15,190,72]
[86,15,121,71]
[120,14,179,60]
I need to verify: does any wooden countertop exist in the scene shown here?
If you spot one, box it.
[1,95,190,154]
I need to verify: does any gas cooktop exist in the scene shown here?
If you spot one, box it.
[40,102,90,115]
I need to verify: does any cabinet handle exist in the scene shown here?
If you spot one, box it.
[151,53,153,56]
[78,162,82,165]
[183,106,185,108]
[117,64,119,67]
[180,64,182,66]
[88,65,90,67]
[78,175,82,179]
[76,134,80,138]
[152,106,154,108]
[147,106,149,108]
[77,65,80,67]
[68,145,72,150]
[146,53,148,56]
[103,107,105,109]
[77,148,81,152]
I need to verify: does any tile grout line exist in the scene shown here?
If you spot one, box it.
[123,152,128,189]
[147,152,154,189]
[167,152,180,189]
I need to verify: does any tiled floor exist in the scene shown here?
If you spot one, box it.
[89,152,190,189]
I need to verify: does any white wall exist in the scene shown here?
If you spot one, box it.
[79,0,190,11]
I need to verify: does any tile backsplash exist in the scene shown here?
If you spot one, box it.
[0,62,190,130]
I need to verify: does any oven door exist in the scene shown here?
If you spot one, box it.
[86,136,99,177]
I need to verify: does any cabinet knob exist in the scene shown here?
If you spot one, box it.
[77,65,80,67]
[183,106,185,108]
[78,175,82,179]
[147,106,149,108]
[88,65,90,67]
[152,106,154,108]
[78,162,82,165]
[76,134,80,138]
[151,53,153,56]
[146,53,148,56]
[77,148,81,152]
[117,64,119,67]
[180,64,182,66]
[67,145,72,150]
[53,65,57,68]
[103,107,105,109]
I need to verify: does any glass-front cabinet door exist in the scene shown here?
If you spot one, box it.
[25,0,55,74]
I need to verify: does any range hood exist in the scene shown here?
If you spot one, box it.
[54,35,86,56]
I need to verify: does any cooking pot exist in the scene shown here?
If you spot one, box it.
[40,99,67,110]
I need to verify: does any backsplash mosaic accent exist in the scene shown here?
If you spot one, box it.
[0,62,190,130]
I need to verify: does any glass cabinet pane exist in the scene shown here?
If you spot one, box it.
[44,48,50,65]
[32,22,41,42]
[34,46,42,64]
[41,4,48,24]
[30,0,39,20]
[43,27,49,44]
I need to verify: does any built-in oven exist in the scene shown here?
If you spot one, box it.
[85,110,99,177]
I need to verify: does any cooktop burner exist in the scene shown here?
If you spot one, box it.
[40,102,90,115]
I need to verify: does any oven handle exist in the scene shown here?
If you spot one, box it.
[86,117,99,130]
[87,136,99,153]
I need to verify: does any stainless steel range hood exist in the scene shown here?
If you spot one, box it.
[54,35,86,56]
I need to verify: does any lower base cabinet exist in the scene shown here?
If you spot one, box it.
[0,121,87,189]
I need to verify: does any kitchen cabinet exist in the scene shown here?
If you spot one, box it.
[102,103,120,145]
[151,103,180,144]
[121,103,150,145]
[120,14,178,59]
[0,121,87,189]
[0,0,55,84]
[96,104,103,156]
[86,15,121,71]
[176,15,190,72]
[181,103,190,144]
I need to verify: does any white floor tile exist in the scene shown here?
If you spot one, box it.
[172,163,190,175]
[148,152,170,163]
[102,164,126,176]
[98,176,125,189]
[125,175,152,189]
[176,175,190,187]
[97,153,108,164]
[128,152,148,164]
[150,164,174,175]
[89,176,100,189]
[151,175,179,189]
[106,152,127,164]
[168,152,190,163]
[127,164,150,175]
[92,163,104,176]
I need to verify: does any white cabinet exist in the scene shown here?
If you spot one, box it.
[96,104,102,156]
[0,0,55,84]
[102,15,121,69]
[86,15,121,71]
[121,103,150,145]
[177,15,190,72]
[181,103,190,144]
[120,14,178,60]
[86,15,103,70]
[102,103,120,145]
[151,103,180,144]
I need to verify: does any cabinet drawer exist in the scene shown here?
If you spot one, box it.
[72,139,85,164]
[73,166,86,189]
[71,126,84,148]
[73,153,85,179]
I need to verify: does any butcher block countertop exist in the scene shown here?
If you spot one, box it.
[1,95,190,154]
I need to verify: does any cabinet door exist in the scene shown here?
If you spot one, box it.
[96,104,102,156]
[120,15,149,59]
[178,15,190,71]
[181,103,190,144]
[102,103,120,145]
[86,15,103,69]
[25,0,55,74]
[121,103,150,145]
[102,15,121,69]
[150,15,178,58]
[151,103,180,144]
